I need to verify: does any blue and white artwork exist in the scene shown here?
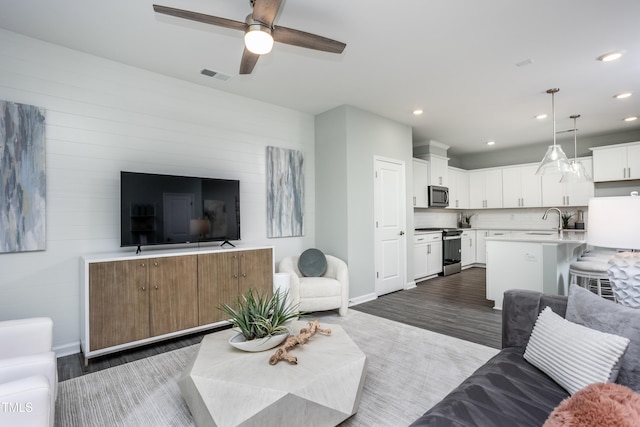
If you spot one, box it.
[0,100,46,253]
[266,146,304,238]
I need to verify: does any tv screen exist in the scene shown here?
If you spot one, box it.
[120,171,240,247]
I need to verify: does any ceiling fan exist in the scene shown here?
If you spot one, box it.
[152,0,346,75]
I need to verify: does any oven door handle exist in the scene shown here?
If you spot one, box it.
[443,236,462,241]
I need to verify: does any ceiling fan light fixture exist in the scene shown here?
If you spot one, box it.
[244,24,273,55]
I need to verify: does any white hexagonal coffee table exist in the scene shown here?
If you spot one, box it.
[178,320,367,427]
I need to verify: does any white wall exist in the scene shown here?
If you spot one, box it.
[0,29,315,355]
[315,106,414,299]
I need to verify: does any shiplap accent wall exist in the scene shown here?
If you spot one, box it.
[0,29,315,355]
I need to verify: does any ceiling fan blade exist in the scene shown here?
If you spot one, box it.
[273,26,346,54]
[239,48,260,74]
[153,5,246,32]
[251,0,282,27]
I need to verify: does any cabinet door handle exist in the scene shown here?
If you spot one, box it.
[140,263,145,267]
[233,274,238,278]
[413,196,416,206]
[566,196,570,205]
[141,286,146,291]
[242,273,247,278]
[628,167,631,178]
[154,262,158,267]
[427,244,431,254]
[154,285,158,290]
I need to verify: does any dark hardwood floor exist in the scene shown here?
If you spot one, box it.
[58,267,500,382]
[57,325,230,382]
[352,267,502,349]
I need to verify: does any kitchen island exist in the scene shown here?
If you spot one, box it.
[485,231,586,309]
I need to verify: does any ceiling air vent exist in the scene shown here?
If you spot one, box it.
[200,69,232,81]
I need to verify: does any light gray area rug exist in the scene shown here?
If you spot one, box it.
[56,311,499,426]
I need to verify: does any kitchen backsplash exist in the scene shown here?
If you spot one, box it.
[415,207,589,230]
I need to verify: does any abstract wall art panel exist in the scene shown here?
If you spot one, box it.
[0,100,46,253]
[266,146,304,238]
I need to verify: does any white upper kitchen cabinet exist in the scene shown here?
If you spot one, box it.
[469,169,503,209]
[412,159,429,208]
[591,141,640,182]
[426,154,449,187]
[502,164,542,208]
[541,158,594,206]
[448,167,469,209]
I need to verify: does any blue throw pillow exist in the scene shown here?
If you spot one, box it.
[298,248,327,277]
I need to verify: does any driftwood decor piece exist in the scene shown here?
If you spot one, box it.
[269,320,331,365]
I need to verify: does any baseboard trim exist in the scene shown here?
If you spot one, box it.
[54,341,80,358]
[349,293,377,306]
[405,281,417,289]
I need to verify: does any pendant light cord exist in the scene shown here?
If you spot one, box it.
[548,88,560,147]
[571,114,580,162]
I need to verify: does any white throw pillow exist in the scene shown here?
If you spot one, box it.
[524,306,630,395]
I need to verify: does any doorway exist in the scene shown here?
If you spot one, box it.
[373,156,407,296]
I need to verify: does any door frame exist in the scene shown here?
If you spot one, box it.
[373,155,407,296]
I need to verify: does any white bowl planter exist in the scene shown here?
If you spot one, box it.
[228,331,289,352]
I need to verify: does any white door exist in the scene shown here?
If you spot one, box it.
[374,157,406,296]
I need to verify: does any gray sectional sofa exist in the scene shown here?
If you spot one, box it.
[410,289,571,426]
[411,285,640,426]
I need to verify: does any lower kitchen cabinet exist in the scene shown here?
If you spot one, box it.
[81,246,273,363]
[414,232,442,280]
[461,230,476,267]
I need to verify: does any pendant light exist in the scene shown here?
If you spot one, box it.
[560,115,592,183]
[536,88,572,175]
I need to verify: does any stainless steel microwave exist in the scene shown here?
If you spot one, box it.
[428,185,449,208]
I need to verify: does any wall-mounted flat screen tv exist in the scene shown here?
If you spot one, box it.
[120,171,240,248]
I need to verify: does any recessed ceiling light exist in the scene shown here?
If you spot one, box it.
[413,109,424,115]
[597,51,623,62]
[614,92,632,99]
[535,114,547,120]
[624,116,638,122]
[486,141,495,146]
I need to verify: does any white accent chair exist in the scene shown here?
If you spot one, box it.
[0,318,57,427]
[278,255,349,316]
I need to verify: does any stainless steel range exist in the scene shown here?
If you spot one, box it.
[415,227,463,276]
[441,228,463,276]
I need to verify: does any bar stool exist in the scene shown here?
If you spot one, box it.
[579,248,617,262]
[569,260,615,300]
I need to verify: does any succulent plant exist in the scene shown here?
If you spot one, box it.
[220,288,301,341]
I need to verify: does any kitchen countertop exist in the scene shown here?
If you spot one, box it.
[414,227,586,236]
[485,230,586,244]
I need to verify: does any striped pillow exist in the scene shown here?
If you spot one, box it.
[524,307,630,395]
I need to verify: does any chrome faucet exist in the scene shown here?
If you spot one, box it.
[542,207,563,236]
